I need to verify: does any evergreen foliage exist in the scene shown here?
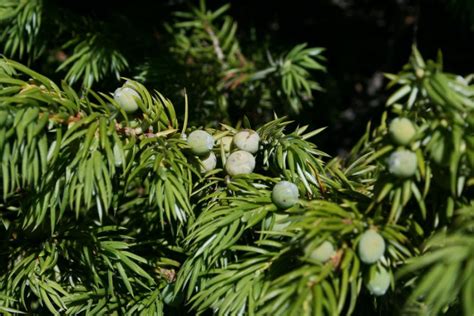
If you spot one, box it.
[0,46,473,315]
[0,0,326,124]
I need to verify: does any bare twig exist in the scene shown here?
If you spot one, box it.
[204,23,227,68]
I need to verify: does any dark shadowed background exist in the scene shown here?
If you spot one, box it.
[49,0,474,154]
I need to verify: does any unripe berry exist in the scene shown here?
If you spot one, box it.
[366,267,391,296]
[200,152,217,173]
[225,150,255,175]
[113,143,125,167]
[233,129,260,153]
[389,118,416,145]
[30,300,40,311]
[219,136,233,152]
[307,241,336,263]
[429,132,450,166]
[187,130,215,156]
[114,87,140,113]
[358,230,385,264]
[388,149,417,178]
[272,181,299,209]
[264,213,290,231]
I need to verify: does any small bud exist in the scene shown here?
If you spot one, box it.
[388,149,418,178]
[415,68,424,79]
[233,129,260,153]
[272,181,299,209]
[358,230,385,264]
[187,130,215,156]
[225,150,256,175]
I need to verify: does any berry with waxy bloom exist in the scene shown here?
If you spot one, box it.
[219,136,233,152]
[233,129,260,153]
[389,117,416,146]
[264,213,290,231]
[187,130,215,156]
[388,149,418,178]
[225,150,255,175]
[272,181,299,209]
[114,86,140,113]
[307,241,336,263]
[358,230,385,264]
[200,152,217,173]
[366,267,391,296]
